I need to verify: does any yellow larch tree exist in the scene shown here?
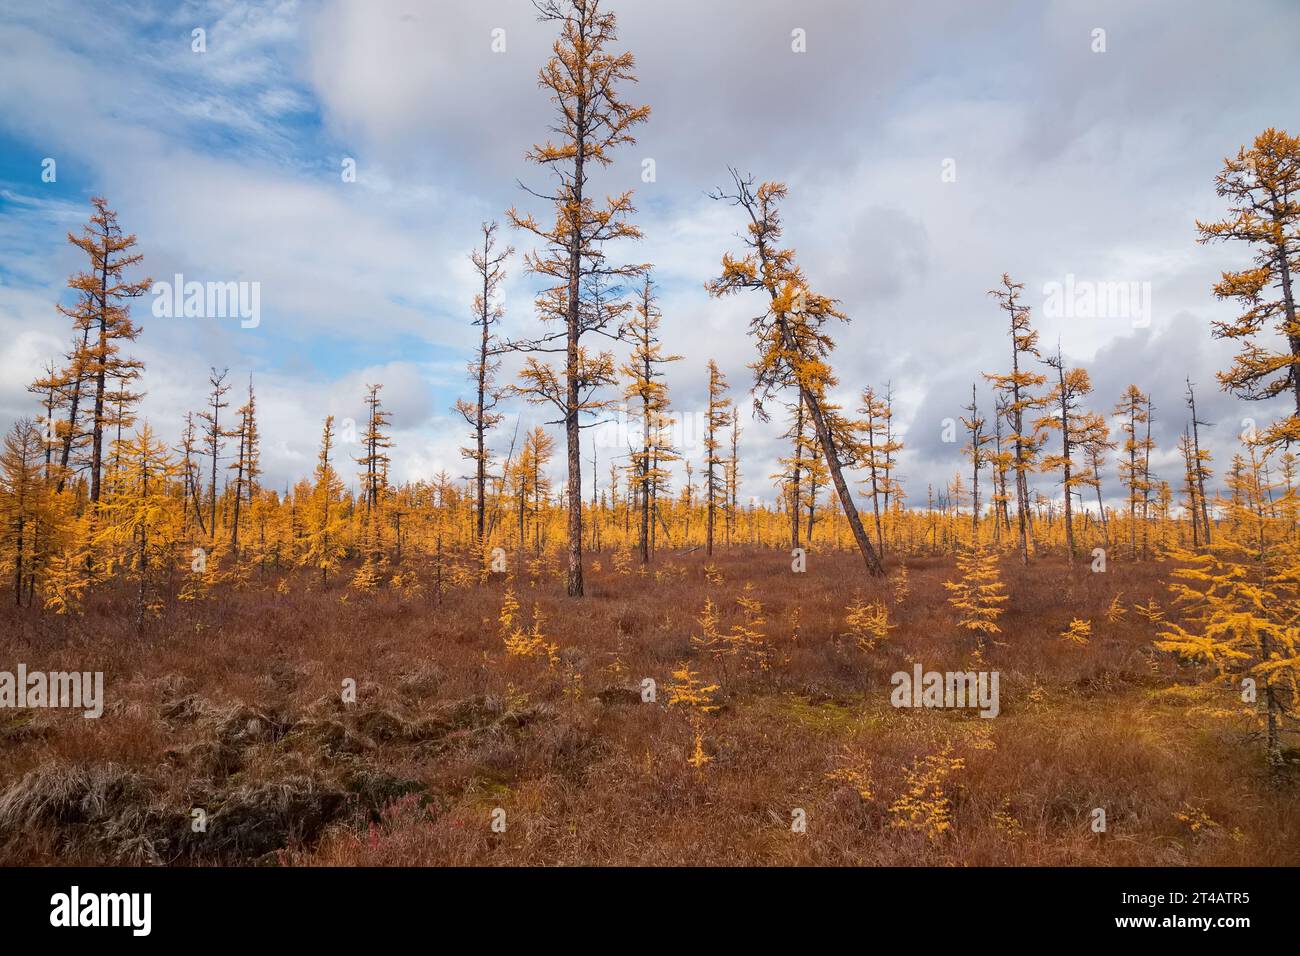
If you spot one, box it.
[858,384,904,560]
[95,423,181,631]
[703,360,732,557]
[1114,384,1155,559]
[1157,438,1299,771]
[302,416,346,587]
[707,171,884,575]
[1196,128,1300,449]
[506,0,650,598]
[944,545,1009,637]
[1037,350,1109,564]
[983,273,1047,565]
[960,383,992,547]
[622,273,681,564]
[56,197,149,502]
[0,420,59,607]
[456,221,512,548]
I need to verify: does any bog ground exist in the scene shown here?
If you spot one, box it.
[1,549,1296,866]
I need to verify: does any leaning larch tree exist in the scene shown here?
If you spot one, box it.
[707,170,885,576]
[507,0,650,597]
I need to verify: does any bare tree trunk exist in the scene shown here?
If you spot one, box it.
[1187,382,1213,545]
[799,381,884,575]
[790,395,803,548]
[89,254,109,503]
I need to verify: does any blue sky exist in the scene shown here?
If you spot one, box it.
[1,0,1297,505]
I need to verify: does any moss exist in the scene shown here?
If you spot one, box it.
[769,695,868,737]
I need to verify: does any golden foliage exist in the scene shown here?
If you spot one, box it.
[943,546,1009,635]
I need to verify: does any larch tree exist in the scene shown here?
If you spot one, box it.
[1157,438,1299,771]
[46,318,94,493]
[506,0,651,598]
[774,393,818,548]
[726,415,741,547]
[27,359,66,483]
[960,383,992,545]
[227,375,259,555]
[803,426,829,544]
[1178,428,1205,547]
[0,420,53,607]
[703,360,732,557]
[984,273,1047,565]
[303,416,345,586]
[59,198,149,503]
[1114,384,1154,559]
[456,221,512,547]
[880,384,904,539]
[1140,392,1158,552]
[621,273,681,563]
[989,396,1014,542]
[858,385,903,558]
[1038,350,1108,563]
[96,422,180,630]
[357,384,393,515]
[356,384,393,582]
[944,545,1009,639]
[176,412,207,538]
[516,426,556,554]
[1185,379,1215,544]
[104,366,143,496]
[707,170,885,575]
[1196,128,1300,449]
[198,367,231,540]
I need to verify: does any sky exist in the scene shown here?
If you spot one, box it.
[0,0,1296,509]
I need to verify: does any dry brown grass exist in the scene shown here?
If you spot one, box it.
[1,547,1296,866]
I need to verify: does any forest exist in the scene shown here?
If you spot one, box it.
[0,0,1298,868]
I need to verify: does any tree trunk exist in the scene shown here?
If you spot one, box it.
[799,381,884,576]
[89,249,109,503]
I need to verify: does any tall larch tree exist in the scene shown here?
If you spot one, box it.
[960,383,992,545]
[984,273,1047,564]
[515,426,555,554]
[775,394,817,548]
[176,413,206,538]
[227,376,259,555]
[304,416,345,586]
[198,367,231,541]
[356,384,393,575]
[357,384,393,515]
[506,0,651,598]
[457,221,512,547]
[60,198,149,503]
[621,273,681,563]
[707,170,885,575]
[726,415,741,547]
[703,360,732,557]
[1114,384,1154,559]
[1196,128,1300,448]
[1185,379,1215,544]
[1038,349,1108,563]
[858,385,902,558]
